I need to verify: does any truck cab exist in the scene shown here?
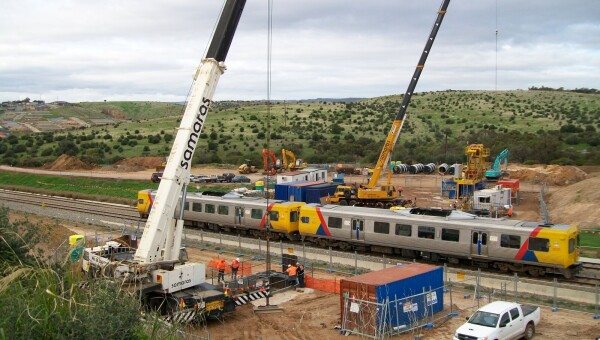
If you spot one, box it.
[454,301,540,340]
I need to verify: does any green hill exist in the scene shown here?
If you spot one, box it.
[1,89,599,168]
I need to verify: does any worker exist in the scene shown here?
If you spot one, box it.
[217,258,227,283]
[296,262,305,288]
[285,263,298,287]
[231,257,240,279]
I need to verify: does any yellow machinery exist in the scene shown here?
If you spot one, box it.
[454,144,489,198]
[330,0,450,208]
[281,149,307,171]
[238,158,258,174]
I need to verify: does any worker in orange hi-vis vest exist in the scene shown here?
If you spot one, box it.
[231,258,241,279]
[217,258,227,283]
[285,264,298,287]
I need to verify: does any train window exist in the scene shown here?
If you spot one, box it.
[569,238,575,253]
[205,204,215,214]
[374,222,390,234]
[528,237,549,252]
[442,228,460,242]
[301,216,310,224]
[500,234,521,249]
[329,217,342,229]
[478,196,491,203]
[269,211,279,222]
[395,224,412,237]
[290,211,299,222]
[472,232,487,245]
[418,226,435,239]
[251,209,263,219]
[184,202,190,211]
[218,205,229,215]
[192,203,202,212]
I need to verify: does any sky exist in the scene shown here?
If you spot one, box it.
[1,0,599,103]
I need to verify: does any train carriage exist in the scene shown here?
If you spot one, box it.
[137,189,581,278]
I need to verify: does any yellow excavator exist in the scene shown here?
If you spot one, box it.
[328,0,450,208]
[281,148,308,171]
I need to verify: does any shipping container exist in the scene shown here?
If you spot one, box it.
[288,181,322,202]
[497,178,520,198]
[274,181,306,200]
[340,263,444,336]
[305,183,339,204]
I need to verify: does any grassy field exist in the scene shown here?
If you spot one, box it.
[0,172,234,205]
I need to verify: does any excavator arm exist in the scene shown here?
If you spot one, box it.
[282,149,296,170]
[135,0,246,264]
[367,0,450,189]
[262,148,277,174]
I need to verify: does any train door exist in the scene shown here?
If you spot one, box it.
[351,218,365,241]
[234,206,245,226]
[471,231,488,256]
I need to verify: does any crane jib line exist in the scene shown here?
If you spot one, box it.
[180,97,212,170]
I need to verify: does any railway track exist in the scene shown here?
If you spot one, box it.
[0,189,143,223]
[3,189,600,288]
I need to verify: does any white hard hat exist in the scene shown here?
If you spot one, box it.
[236,258,240,261]
[288,264,291,267]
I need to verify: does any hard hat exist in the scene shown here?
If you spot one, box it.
[288,264,291,267]
[236,258,240,261]
[296,262,300,265]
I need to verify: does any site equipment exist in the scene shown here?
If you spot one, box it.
[485,148,509,180]
[330,0,450,208]
[281,148,307,171]
[81,0,246,323]
[239,158,258,174]
[262,148,279,175]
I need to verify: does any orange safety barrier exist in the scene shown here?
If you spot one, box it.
[305,275,340,294]
[208,258,252,276]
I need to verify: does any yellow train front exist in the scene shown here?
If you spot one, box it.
[297,204,581,278]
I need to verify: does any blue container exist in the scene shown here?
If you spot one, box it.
[305,183,339,204]
[340,263,444,331]
[288,181,322,202]
[275,181,303,201]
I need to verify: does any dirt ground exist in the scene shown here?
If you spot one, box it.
[4,157,600,338]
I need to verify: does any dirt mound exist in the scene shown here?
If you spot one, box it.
[115,157,165,169]
[548,176,600,228]
[44,154,94,170]
[506,164,587,186]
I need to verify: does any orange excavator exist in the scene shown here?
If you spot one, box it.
[262,148,279,175]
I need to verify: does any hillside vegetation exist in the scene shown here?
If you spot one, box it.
[1,89,599,168]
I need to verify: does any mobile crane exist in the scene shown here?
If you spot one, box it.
[329,0,451,208]
[81,0,246,323]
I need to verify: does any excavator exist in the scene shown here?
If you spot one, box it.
[281,148,307,171]
[328,0,450,208]
[262,148,279,175]
[80,0,246,323]
[485,148,509,180]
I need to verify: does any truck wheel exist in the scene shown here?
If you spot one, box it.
[339,200,348,206]
[349,200,357,206]
[524,322,535,340]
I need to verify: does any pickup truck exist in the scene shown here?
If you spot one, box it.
[454,301,540,340]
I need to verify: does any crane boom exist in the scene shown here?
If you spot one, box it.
[135,0,246,263]
[367,0,450,189]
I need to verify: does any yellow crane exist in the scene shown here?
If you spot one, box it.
[329,0,451,208]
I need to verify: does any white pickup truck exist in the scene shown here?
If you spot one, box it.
[454,301,541,340]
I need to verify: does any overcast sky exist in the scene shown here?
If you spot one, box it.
[1,0,599,103]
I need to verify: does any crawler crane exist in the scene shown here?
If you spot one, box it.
[81,0,246,322]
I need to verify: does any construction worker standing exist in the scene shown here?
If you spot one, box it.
[231,258,240,279]
[217,258,227,283]
[285,264,298,287]
[296,262,305,288]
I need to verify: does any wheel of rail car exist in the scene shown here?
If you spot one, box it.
[527,267,543,277]
[339,200,348,206]
[375,202,384,209]
[318,238,329,247]
[349,200,357,206]
[496,262,509,272]
[385,203,393,209]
